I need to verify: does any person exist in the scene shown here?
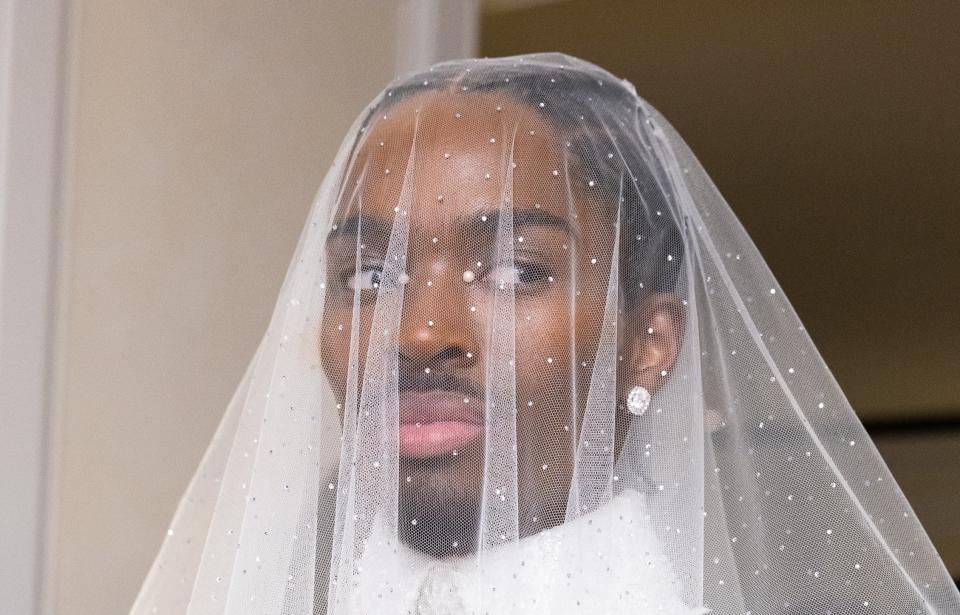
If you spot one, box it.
[130,53,960,615]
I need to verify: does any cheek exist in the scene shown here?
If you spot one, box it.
[512,281,608,415]
[318,301,371,400]
[514,299,572,389]
[513,300,575,467]
[513,289,610,493]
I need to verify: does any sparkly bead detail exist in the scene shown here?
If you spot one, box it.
[626,386,651,416]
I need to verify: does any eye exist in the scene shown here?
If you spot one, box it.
[344,264,383,290]
[486,261,552,287]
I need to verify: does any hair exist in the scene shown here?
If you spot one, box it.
[351,57,685,310]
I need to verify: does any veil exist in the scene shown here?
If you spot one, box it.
[129,52,960,614]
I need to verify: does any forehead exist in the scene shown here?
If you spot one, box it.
[364,89,563,168]
[335,90,607,238]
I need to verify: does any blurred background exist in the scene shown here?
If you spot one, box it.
[1,1,957,613]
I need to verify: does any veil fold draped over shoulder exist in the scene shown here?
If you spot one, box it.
[130,53,960,614]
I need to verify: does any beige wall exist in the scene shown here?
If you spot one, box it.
[54,3,398,613]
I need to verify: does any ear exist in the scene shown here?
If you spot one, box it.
[622,291,686,397]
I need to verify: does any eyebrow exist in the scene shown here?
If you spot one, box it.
[327,206,578,244]
[465,207,578,241]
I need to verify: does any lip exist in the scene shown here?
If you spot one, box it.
[398,390,484,459]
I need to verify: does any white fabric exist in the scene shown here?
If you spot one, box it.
[128,52,960,615]
[353,488,709,614]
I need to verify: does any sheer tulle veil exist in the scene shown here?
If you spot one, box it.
[130,52,960,614]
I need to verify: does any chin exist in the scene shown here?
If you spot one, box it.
[398,454,481,558]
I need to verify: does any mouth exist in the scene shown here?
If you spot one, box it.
[398,390,484,459]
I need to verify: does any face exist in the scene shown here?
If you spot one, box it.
[319,90,683,557]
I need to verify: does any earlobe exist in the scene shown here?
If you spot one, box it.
[624,292,686,397]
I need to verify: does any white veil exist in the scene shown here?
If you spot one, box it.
[130,52,960,614]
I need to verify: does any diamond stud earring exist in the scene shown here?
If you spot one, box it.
[626,386,651,416]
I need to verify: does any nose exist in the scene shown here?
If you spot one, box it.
[397,264,479,372]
